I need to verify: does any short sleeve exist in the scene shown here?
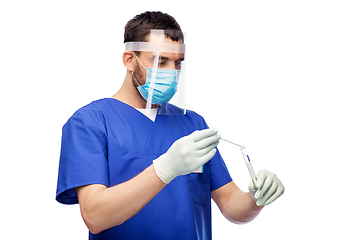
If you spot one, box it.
[56,106,109,204]
[209,151,232,191]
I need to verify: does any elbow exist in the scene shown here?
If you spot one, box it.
[230,217,256,225]
[224,212,256,225]
[89,227,102,235]
[80,205,128,234]
[79,203,117,234]
[87,223,103,235]
[222,205,263,225]
[76,185,124,234]
[81,209,104,234]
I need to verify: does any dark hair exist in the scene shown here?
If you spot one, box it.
[124,11,183,43]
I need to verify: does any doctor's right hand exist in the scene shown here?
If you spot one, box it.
[153,129,220,184]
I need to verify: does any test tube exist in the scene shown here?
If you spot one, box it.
[240,147,257,185]
[220,138,257,184]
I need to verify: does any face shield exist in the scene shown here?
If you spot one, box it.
[125,29,186,115]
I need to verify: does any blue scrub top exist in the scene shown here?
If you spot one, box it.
[56,98,232,240]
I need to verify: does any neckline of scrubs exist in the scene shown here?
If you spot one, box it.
[107,98,159,123]
[136,107,158,122]
[104,98,180,153]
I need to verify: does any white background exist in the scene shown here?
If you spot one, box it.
[1,1,359,239]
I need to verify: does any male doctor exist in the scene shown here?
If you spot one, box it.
[56,11,284,240]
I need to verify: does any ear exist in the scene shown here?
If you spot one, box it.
[123,51,136,72]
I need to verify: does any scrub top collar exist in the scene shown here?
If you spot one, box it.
[136,107,158,122]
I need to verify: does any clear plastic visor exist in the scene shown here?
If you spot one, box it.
[125,29,186,115]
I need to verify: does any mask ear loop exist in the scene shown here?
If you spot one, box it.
[132,52,147,71]
[131,71,141,87]
[131,52,148,87]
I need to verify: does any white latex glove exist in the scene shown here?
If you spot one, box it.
[153,129,220,184]
[249,169,285,206]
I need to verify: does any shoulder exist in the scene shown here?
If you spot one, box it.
[70,98,114,118]
[64,99,110,130]
[185,109,204,120]
[184,109,208,129]
[74,98,107,113]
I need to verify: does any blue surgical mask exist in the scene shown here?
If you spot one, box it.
[138,68,180,104]
[133,54,180,104]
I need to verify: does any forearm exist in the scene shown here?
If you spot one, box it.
[77,164,166,234]
[223,189,264,224]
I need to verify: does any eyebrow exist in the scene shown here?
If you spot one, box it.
[159,56,185,62]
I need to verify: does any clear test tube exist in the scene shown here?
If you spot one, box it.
[220,138,257,184]
[240,147,257,185]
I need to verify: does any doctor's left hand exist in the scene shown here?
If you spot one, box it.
[248,169,284,206]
